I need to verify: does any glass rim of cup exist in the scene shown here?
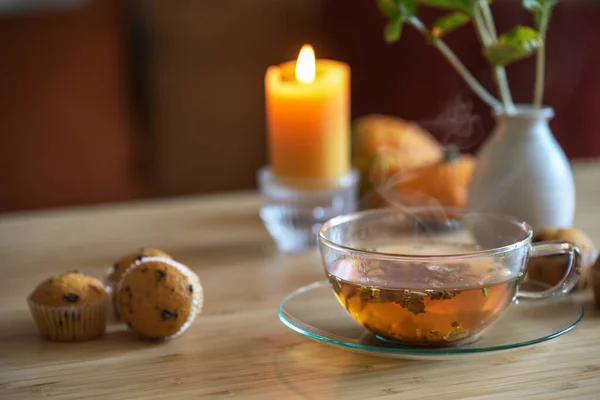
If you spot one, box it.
[318,207,534,261]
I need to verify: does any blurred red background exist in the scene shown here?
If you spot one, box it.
[1,0,598,212]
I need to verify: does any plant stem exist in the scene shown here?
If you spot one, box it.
[494,67,514,113]
[409,17,502,110]
[534,44,545,107]
[534,10,551,107]
[473,7,492,46]
[474,2,515,114]
[479,0,498,39]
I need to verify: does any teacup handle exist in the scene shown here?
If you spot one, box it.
[518,241,582,299]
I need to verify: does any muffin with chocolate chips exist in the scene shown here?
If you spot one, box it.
[28,271,109,341]
[106,248,172,317]
[106,248,172,291]
[116,257,203,339]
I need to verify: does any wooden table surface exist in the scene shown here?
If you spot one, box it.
[1,162,600,400]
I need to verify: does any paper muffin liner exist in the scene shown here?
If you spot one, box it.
[118,256,204,339]
[28,295,110,342]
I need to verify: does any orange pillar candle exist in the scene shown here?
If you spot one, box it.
[265,45,350,188]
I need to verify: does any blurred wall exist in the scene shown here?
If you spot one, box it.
[0,0,325,212]
[0,0,145,212]
[1,0,599,213]
[146,0,323,196]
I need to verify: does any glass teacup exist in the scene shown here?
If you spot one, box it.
[318,208,582,347]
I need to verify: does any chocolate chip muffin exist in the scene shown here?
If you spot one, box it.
[116,257,203,339]
[106,248,172,317]
[28,271,110,341]
[106,248,172,291]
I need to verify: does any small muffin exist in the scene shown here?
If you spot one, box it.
[106,248,172,316]
[106,248,172,291]
[28,271,109,341]
[116,257,203,339]
[527,227,597,291]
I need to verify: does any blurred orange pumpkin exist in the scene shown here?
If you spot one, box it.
[352,114,443,196]
[391,147,476,208]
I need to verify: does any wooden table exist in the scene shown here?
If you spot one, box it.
[1,162,600,400]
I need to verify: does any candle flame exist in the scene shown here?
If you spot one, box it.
[295,44,316,84]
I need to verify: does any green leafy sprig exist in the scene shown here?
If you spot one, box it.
[376,0,558,111]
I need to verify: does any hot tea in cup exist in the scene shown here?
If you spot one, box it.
[318,209,581,347]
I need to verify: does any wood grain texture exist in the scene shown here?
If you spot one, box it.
[1,162,600,400]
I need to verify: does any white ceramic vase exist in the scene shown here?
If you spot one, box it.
[467,106,575,230]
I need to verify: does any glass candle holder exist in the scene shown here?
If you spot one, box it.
[257,167,359,253]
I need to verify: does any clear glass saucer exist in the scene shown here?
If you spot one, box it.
[278,281,583,360]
